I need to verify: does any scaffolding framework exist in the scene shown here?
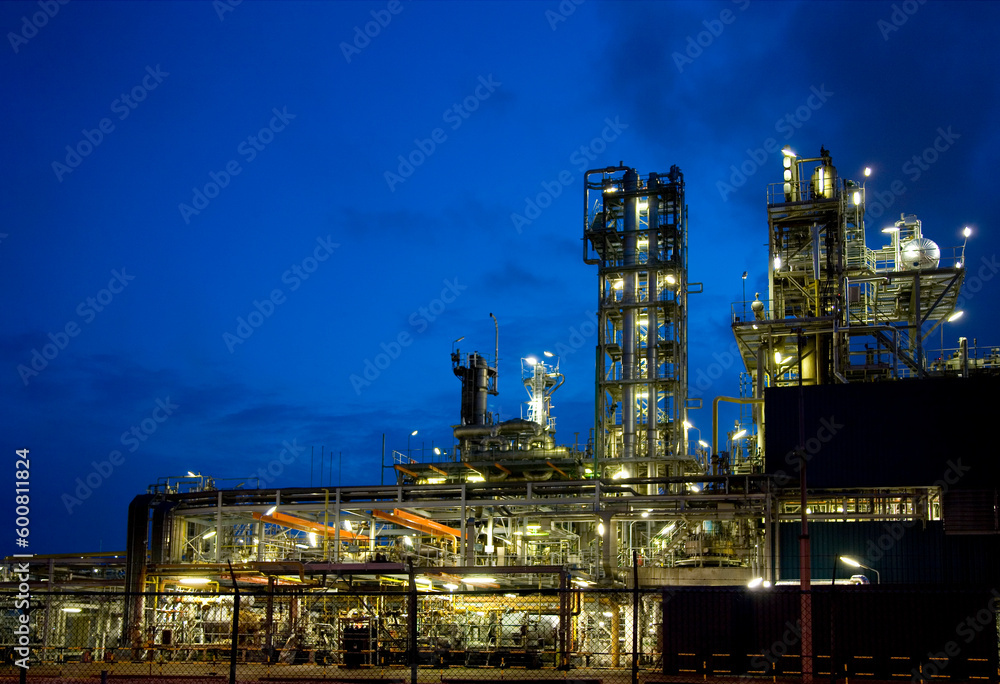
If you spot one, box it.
[583,166,694,481]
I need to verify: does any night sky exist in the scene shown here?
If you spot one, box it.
[3,1,999,555]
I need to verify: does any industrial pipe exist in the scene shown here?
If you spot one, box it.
[711,396,765,458]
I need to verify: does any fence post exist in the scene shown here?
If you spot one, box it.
[559,569,569,670]
[408,560,417,684]
[632,550,639,684]
[227,561,240,684]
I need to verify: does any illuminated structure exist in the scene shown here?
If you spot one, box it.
[582,166,697,481]
[5,151,998,673]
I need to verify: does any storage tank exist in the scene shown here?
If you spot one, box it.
[900,237,940,270]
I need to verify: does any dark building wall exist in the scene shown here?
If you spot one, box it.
[764,376,1000,489]
[777,521,1000,585]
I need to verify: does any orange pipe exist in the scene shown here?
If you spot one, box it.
[372,509,463,538]
[252,511,364,541]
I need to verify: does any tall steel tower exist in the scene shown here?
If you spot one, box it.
[583,165,692,481]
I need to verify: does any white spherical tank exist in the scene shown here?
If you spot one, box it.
[900,237,940,270]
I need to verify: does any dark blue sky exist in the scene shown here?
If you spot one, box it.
[3,1,999,555]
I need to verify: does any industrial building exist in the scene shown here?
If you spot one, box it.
[4,149,997,677]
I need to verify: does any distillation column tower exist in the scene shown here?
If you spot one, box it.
[583,166,690,480]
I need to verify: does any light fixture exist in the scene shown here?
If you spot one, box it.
[613,468,628,479]
[342,520,353,531]
[402,535,413,546]
[179,578,211,585]
[774,350,782,364]
[732,429,747,440]
[638,201,648,211]
[526,356,538,366]
[882,226,899,233]
[462,576,496,585]
[948,310,964,322]
[852,190,861,205]
[682,420,693,430]
[613,280,623,289]
[295,544,308,549]
[597,522,606,536]
[688,484,701,493]
[748,577,764,589]
[444,583,458,591]
[202,530,217,540]
[781,147,797,158]
[186,471,197,477]
[665,274,677,285]
[773,256,782,270]
[411,430,418,436]
[61,607,82,613]
[543,351,554,357]
[265,505,277,516]
[308,532,317,547]
[641,510,649,518]
[433,447,441,455]
[603,611,614,617]
[839,556,880,583]
[864,167,872,177]
[698,440,709,449]
[964,226,972,238]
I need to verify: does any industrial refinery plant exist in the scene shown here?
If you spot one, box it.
[5,147,999,680]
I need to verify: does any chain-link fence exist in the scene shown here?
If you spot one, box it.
[0,584,997,682]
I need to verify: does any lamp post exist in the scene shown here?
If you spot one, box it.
[839,556,880,584]
[742,271,748,320]
[408,430,418,461]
